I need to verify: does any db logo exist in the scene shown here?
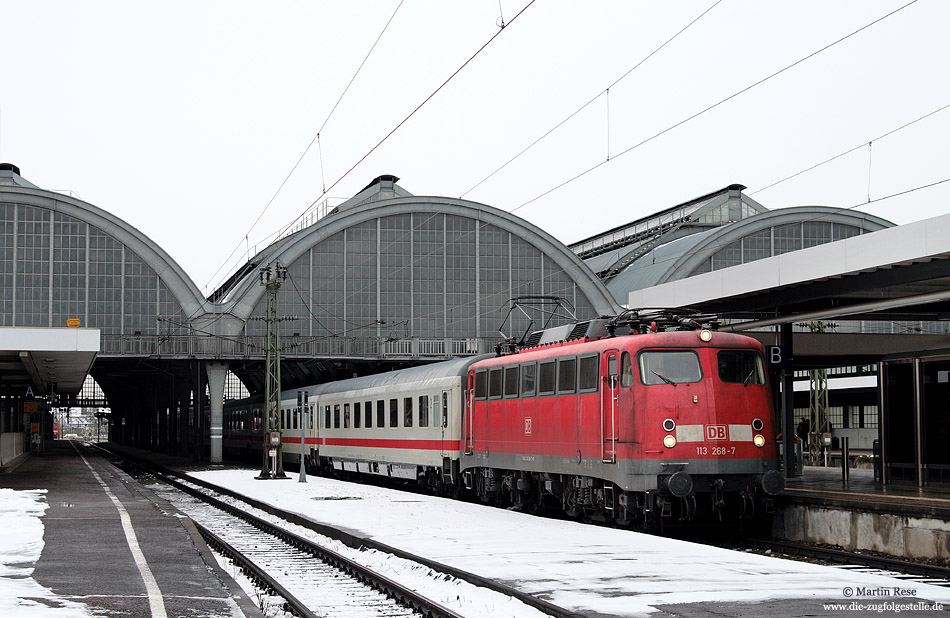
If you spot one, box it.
[524,417,533,435]
[706,425,727,440]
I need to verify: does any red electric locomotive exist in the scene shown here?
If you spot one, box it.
[459,311,784,530]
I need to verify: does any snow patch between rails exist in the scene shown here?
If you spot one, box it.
[189,468,950,617]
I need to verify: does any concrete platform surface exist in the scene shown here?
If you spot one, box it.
[0,440,262,618]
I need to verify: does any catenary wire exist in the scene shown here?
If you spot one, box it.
[459,0,722,200]
[204,1,405,294]
[508,0,919,216]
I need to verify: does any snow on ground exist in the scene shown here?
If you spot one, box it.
[190,468,950,617]
[0,488,94,617]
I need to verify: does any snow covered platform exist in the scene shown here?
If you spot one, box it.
[0,440,262,618]
[102,444,950,617]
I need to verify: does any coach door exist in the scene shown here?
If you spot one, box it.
[602,350,620,463]
[439,390,449,457]
[464,372,477,454]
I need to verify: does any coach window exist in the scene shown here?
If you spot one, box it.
[293,408,299,429]
[390,399,399,427]
[474,370,487,400]
[539,360,556,396]
[433,394,440,427]
[557,358,577,394]
[404,397,413,427]
[579,355,599,392]
[334,404,341,428]
[489,368,503,399]
[504,366,519,398]
[639,350,702,385]
[521,362,537,397]
[365,402,373,428]
[344,403,351,429]
[621,352,633,387]
[354,402,361,429]
[377,400,385,428]
[324,405,331,429]
[419,395,429,427]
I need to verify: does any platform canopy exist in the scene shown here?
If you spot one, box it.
[0,327,100,396]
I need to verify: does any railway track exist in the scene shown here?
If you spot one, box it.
[95,445,582,618]
[738,536,950,588]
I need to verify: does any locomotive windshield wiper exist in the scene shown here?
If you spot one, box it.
[652,370,676,385]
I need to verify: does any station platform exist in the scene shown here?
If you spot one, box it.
[0,440,263,618]
[778,465,950,561]
[783,465,950,518]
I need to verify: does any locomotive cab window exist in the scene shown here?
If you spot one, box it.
[639,351,702,385]
[489,368,503,399]
[621,352,633,387]
[557,358,576,394]
[579,355,599,392]
[521,362,537,397]
[504,366,519,398]
[474,370,487,400]
[718,350,766,385]
[538,361,556,395]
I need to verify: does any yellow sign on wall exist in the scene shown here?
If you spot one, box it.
[66,318,81,327]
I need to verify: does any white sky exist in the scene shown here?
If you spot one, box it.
[2,1,948,295]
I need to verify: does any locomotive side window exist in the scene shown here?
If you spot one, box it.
[377,400,385,428]
[621,352,633,387]
[557,358,577,393]
[538,361,556,395]
[521,362,537,397]
[354,402,361,428]
[365,401,373,428]
[404,397,413,427]
[334,404,341,428]
[579,355,599,392]
[639,351,702,385]
[390,399,398,427]
[419,395,429,427]
[474,370,487,400]
[718,350,766,385]
[489,368,503,399]
[504,366,519,398]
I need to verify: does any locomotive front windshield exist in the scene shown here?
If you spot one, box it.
[639,351,702,385]
[717,350,766,385]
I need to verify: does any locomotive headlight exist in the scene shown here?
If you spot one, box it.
[662,418,676,432]
[753,434,766,448]
[663,435,676,449]
[699,329,713,342]
[751,418,764,432]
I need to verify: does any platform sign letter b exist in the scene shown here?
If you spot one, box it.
[766,345,789,369]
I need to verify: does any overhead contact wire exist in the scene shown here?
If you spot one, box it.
[510,0,919,215]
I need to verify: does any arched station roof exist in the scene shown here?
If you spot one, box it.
[572,182,894,305]
[210,176,619,348]
[0,164,206,335]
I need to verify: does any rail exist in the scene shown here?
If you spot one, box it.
[99,445,585,618]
